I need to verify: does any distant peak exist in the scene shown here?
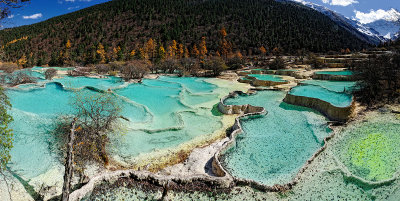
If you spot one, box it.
[354,8,400,24]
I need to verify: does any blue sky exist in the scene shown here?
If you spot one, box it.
[1,0,400,29]
[1,0,111,29]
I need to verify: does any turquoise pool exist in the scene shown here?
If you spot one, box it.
[301,80,357,93]
[7,83,73,179]
[289,85,353,107]
[315,70,353,76]
[53,76,124,90]
[222,90,331,185]
[247,74,286,82]
[32,66,75,71]
[6,75,239,183]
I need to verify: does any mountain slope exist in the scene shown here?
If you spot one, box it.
[285,0,384,44]
[0,0,369,66]
[365,19,400,40]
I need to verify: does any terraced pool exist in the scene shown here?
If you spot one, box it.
[289,85,353,107]
[221,90,331,185]
[5,73,248,189]
[247,74,286,82]
[300,80,356,93]
[315,70,353,76]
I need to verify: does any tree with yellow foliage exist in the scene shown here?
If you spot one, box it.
[130,50,136,60]
[184,47,189,58]
[96,43,106,63]
[259,46,267,56]
[157,45,166,60]
[112,46,121,61]
[218,27,232,59]
[199,36,207,60]
[215,51,221,57]
[171,40,178,57]
[138,48,146,60]
[178,44,184,59]
[219,27,227,38]
[66,40,72,49]
[17,55,27,67]
[272,47,280,56]
[191,44,199,58]
[167,45,174,58]
[64,40,72,65]
[145,38,156,60]
[236,51,243,59]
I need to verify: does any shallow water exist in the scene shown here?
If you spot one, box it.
[222,90,331,185]
[247,74,286,82]
[6,75,242,182]
[315,70,353,76]
[300,80,356,93]
[289,85,353,107]
[53,76,124,90]
[333,113,400,182]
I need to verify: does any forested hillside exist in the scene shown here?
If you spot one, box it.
[0,0,369,66]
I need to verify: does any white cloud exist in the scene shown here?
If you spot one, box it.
[68,6,80,10]
[355,8,400,24]
[321,0,358,6]
[22,13,43,20]
[7,15,15,19]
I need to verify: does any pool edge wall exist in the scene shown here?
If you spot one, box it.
[312,73,355,81]
[251,78,289,87]
[283,93,355,122]
[245,75,289,87]
[213,90,298,192]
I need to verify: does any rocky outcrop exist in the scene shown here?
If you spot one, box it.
[275,70,297,76]
[68,170,234,201]
[237,78,252,84]
[283,93,355,122]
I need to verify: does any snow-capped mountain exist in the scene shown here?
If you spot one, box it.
[279,0,387,44]
[362,9,400,40]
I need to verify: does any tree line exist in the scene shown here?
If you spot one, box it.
[0,0,369,67]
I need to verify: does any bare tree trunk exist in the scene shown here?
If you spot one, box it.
[62,118,77,201]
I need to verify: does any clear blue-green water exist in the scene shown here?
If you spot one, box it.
[289,85,353,107]
[32,66,74,71]
[315,70,353,76]
[109,76,223,161]
[6,75,229,180]
[53,76,124,90]
[6,83,73,179]
[247,74,286,82]
[301,80,357,93]
[222,90,331,185]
